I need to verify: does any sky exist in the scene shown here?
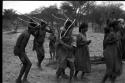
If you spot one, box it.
[3,1,125,14]
[3,1,63,14]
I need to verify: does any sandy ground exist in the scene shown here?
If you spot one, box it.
[2,29,125,83]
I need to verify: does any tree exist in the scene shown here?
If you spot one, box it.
[3,9,19,31]
[60,2,75,20]
[66,1,95,25]
[3,9,18,20]
[40,5,59,27]
[30,5,59,26]
[89,2,124,33]
[30,7,45,15]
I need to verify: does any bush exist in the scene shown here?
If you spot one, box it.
[2,19,14,31]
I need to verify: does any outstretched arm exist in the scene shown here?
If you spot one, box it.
[77,40,91,46]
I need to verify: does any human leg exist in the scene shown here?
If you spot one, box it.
[56,67,64,79]
[74,70,79,79]
[56,59,68,79]
[101,73,109,83]
[67,60,75,80]
[16,55,27,83]
[61,68,69,79]
[110,76,116,83]
[22,54,32,83]
[81,72,85,79]
[36,47,45,68]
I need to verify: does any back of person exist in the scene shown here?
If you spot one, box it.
[13,24,34,83]
[14,30,30,56]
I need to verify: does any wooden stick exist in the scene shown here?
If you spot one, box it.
[16,11,38,24]
[17,17,40,28]
[33,16,47,24]
[17,17,34,23]
[52,14,66,21]
[61,19,76,38]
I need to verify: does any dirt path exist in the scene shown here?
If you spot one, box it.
[2,29,125,83]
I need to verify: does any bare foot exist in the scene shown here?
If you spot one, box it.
[16,79,22,83]
[37,63,41,68]
[61,74,69,79]
[37,63,43,71]
[22,79,30,83]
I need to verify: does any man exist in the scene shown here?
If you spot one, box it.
[13,19,38,83]
[33,20,52,69]
[56,19,75,80]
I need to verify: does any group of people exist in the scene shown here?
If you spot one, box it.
[13,16,125,83]
[13,18,53,83]
[55,19,91,80]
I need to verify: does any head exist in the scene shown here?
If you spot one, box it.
[40,20,47,29]
[104,27,110,34]
[79,22,88,33]
[28,21,39,36]
[109,20,120,32]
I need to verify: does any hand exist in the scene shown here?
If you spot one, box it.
[87,40,91,45]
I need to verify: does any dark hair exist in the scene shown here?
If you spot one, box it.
[104,27,110,34]
[110,20,118,27]
[109,20,120,32]
[79,22,88,32]
[28,19,38,31]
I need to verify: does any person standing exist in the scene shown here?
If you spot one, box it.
[13,19,38,83]
[32,20,52,69]
[56,19,75,80]
[74,22,91,79]
[102,20,123,83]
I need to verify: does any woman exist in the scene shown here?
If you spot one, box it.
[102,20,123,83]
[74,22,91,79]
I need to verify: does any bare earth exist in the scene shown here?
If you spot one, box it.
[2,29,125,83]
